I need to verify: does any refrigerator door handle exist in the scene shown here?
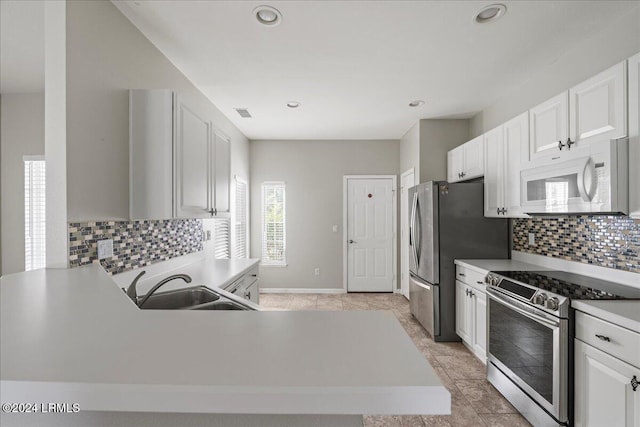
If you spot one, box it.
[410,192,419,268]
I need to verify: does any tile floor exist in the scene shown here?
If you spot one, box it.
[259,292,532,427]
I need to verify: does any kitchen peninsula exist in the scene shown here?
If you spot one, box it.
[0,260,449,427]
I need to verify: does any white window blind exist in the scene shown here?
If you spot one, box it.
[24,157,46,271]
[234,177,248,259]
[261,182,286,266]
[213,218,230,259]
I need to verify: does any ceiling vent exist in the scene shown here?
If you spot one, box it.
[234,108,252,118]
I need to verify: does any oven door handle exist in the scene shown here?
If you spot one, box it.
[487,288,559,329]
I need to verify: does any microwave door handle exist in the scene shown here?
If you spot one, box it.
[578,159,597,202]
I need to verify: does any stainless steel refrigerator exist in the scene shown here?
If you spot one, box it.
[408,181,509,342]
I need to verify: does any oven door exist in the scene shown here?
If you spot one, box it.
[487,288,568,422]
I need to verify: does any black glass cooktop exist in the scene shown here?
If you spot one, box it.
[493,270,640,301]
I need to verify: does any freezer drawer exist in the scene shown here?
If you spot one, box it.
[409,276,439,338]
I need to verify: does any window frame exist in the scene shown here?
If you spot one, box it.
[233,176,249,259]
[260,181,287,267]
[24,155,46,271]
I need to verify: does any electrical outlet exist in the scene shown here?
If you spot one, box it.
[528,233,535,246]
[314,268,320,276]
[97,239,114,260]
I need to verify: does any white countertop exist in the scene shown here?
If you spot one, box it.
[456,259,639,333]
[572,300,640,332]
[454,259,550,274]
[111,253,260,294]
[0,263,448,415]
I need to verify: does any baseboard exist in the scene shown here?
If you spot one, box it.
[260,288,347,294]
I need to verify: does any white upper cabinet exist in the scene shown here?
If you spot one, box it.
[447,136,484,183]
[528,92,569,163]
[484,113,529,218]
[503,113,529,218]
[447,145,464,182]
[569,61,627,148]
[629,52,640,219]
[129,90,174,220]
[175,101,211,218]
[528,60,627,165]
[483,125,504,218]
[463,135,484,180]
[130,90,232,220]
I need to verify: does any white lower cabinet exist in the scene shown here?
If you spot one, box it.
[455,265,487,363]
[574,339,640,427]
[574,310,640,427]
[224,266,259,305]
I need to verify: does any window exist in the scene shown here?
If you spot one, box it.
[24,156,46,271]
[213,218,230,259]
[234,177,248,258]
[261,182,286,266]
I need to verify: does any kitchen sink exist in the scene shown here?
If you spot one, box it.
[138,285,256,311]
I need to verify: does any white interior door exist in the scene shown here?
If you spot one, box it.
[400,170,414,299]
[346,177,394,293]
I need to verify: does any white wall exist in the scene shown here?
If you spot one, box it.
[470,9,640,137]
[419,119,469,183]
[250,140,399,290]
[399,119,469,185]
[65,0,249,221]
[399,121,420,179]
[0,93,45,275]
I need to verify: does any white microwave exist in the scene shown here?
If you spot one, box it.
[520,139,628,214]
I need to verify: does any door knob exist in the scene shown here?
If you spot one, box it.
[348,240,357,244]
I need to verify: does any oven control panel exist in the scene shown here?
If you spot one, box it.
[485,272,569,316]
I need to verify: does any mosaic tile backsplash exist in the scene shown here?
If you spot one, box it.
[513,216,640,273]
[69,219,203,275]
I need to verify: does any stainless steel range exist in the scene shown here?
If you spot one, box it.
[484,270,640,427]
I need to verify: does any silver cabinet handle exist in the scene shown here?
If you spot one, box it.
[595,334,611,342]
[348,239,357,244]
[458,273,465,277]
[477,281,483,285]
[632,376,638,392]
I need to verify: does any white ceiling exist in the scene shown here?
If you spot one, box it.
[0,0,44,94]
[113,0,638,140]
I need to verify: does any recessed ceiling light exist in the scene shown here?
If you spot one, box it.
[409,100,425,107]
[254,5,282,26]
[475,4,506,24]
[286,101,301,108]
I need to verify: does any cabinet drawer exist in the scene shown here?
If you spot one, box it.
[456,265,486,288]
[575,311,640,367]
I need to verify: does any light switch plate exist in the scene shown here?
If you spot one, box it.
[332,225,338,233]
[528,233,535,246]
[97,239,114,259]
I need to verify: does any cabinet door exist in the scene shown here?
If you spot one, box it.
[529,92,569,162]
[455,280,471,343]
[574,340,640,427]
[569,61,627,149]
[502,113,529,218]
[472,289,487,363]
[447,146,464,182]
[213,131,231,214]
[175,101,210,218]
[629,53,640,219]
[243,279,259,304]
[463,135,484,180]
[484,126,504,217]
[129,90,174,220]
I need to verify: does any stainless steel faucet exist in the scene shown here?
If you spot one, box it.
[136,274,193,308]
[124,270,146,304]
